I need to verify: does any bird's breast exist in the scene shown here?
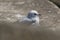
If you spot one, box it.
[32,17,40,24]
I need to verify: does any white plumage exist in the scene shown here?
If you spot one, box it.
[15,10,40,26]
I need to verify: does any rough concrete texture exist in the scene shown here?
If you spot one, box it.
[0,0,60,40]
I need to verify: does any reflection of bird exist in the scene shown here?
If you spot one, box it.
[15,10,41,26]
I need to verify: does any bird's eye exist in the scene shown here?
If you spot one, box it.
[34,13,37,15]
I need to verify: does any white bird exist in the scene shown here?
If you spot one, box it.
[15,10,41,26]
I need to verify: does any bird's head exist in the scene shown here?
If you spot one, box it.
[27,10,41,19]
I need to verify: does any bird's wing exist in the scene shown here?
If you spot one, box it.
[15,14,25,19]
[14,14,26,23]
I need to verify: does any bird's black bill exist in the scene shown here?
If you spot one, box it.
[38,14,41,16]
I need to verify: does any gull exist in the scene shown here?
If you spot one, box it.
[15,10,41,26]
